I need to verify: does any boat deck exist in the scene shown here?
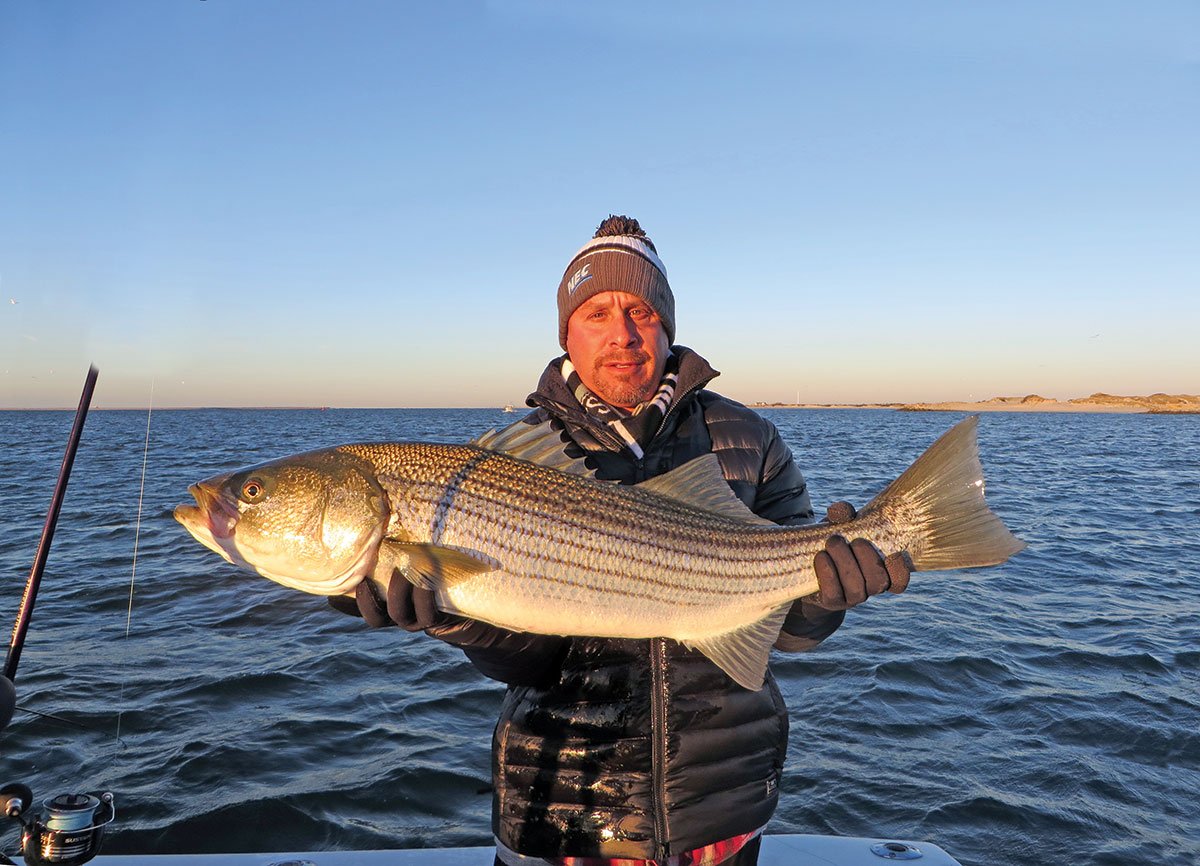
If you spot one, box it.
[26,834,962,865]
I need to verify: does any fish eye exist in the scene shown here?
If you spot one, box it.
[240,478,267,503]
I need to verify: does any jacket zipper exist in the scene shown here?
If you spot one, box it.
[643,383,706,861]
[651,381,706,443]
[650,636,671,860]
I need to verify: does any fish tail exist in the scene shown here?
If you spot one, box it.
[862,415,1025,570]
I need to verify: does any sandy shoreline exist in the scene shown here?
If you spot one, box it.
[756,393,1200,414]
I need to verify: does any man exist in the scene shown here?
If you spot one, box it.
[348,216,908,866]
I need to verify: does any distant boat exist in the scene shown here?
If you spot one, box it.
[503,404,515,412]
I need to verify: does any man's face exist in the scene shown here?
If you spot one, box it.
[566,291,671,410]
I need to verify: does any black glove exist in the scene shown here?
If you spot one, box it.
[334,577,455,632]
[328,577,568,686]
[810,500,911,611]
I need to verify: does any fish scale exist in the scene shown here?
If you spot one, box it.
[176,416,1024,690]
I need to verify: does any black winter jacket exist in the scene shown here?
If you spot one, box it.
[425,347,843,861]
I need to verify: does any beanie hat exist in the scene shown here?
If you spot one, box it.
[556,215,675,350]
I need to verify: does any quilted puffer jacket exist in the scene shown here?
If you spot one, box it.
[427,347,843,861]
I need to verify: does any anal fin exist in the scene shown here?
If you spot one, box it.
[685,602,793,691]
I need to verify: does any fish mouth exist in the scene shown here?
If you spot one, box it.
[174,482,240,565]
[186,481,239,539]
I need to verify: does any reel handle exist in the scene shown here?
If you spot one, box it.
[0,783,32,818]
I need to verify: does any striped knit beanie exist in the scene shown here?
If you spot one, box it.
[557,215,675,350]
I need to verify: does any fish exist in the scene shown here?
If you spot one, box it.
[174,415,1023,690]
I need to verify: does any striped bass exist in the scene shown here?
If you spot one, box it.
[174,416,1023,690]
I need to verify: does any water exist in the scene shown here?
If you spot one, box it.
[0,408,1196,864]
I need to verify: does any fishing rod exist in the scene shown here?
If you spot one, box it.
[1,366,116,866]
[2,365,98,727]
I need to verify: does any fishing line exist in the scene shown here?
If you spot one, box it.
[115,381,153,745]
[12,704,95,731]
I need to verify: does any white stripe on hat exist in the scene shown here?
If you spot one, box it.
[569,236,669,280]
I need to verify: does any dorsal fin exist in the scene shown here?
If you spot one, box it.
[636,454,776,526]
[473,420,594,477]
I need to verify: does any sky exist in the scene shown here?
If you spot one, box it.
[1,1,1197,409]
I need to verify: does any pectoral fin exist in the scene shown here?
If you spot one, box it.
[376,539,495,591]
[685,602,793,690]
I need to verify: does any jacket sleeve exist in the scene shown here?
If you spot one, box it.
[751,421,815,527]
[425,617,568,688]
[703,397,814,525]
[773,605,845,651]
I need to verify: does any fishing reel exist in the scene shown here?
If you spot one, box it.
[1,784,115,866]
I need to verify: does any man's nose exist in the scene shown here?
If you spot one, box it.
[607,314,641,345]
